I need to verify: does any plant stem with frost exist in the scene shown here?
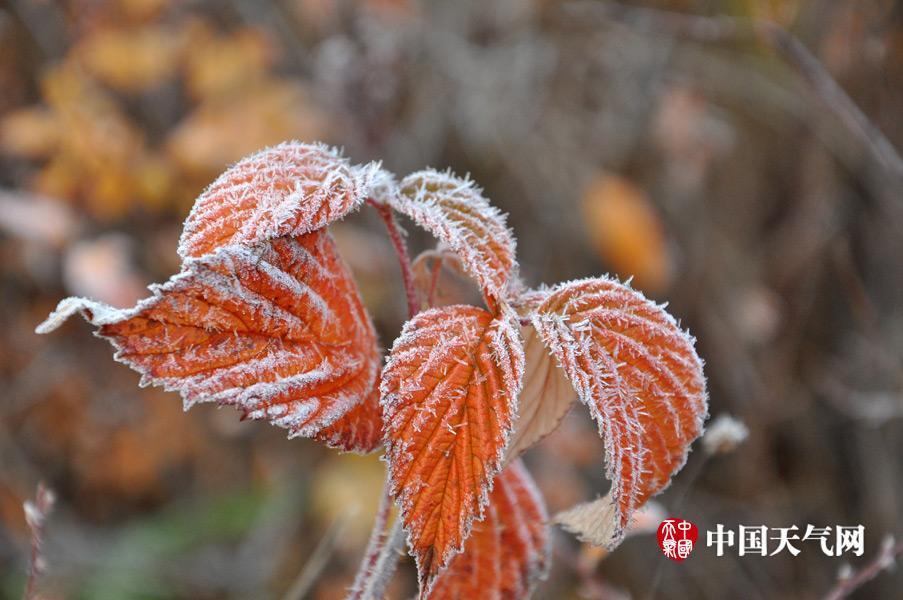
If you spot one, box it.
[369,198,420,318]
[348,200,421,599]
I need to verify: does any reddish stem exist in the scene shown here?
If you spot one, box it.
[368,198,420,319]
[345,200,420,600]
[822,537,903,600]
[348,479,396,600]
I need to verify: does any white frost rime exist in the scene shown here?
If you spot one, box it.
[178,141,380,259]
[380,304,525,583]
[428,460,551,599]
[530,276,708,548]
[390,169,517,299]
[36,232,381,444]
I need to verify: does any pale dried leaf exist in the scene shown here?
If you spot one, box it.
[505,324,575,463]
[554,492,667,547]
[553,493,620,548]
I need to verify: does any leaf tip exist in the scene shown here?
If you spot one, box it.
[35,296,121,334]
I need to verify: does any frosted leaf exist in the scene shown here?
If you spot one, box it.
[360,162,398,206]
[37,232,383,452]
[178,141,380,259]
[315,379,383,452]
[429,460,550,600]
[532,277,708,547]
[504,324,575,463]
[381,305,524,588]
[390,169,517,300]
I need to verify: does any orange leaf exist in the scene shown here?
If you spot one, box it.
[37,232,382,452]
[315,380,383,453]
[531,278,707,546]
[381,305,524,585]
[390,170,516,300]
[178,142,378,259]
[429,460,550,600]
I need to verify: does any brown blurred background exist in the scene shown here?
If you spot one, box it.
[1,0,901,598]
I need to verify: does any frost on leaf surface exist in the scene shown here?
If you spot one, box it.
[381,305,524,585]
[531,278,707,546]
[178,141,378,259]
[37,232,382,452]
[315,378,383,452]
[429,460,550,600]
[391,170,516,299]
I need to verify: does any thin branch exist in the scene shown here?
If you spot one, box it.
[22,482,55,600]
[348,478,396,600]
[643,453,712,600]
[282,512,353,600]
[348,517,405,600]
[368,198,420,319]
[563,1,903,183]
[344,201,419,599]
[822,535,903,600]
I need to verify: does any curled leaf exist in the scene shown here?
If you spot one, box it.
[178,141,379,259]
[37,232,382,452]
[505,324,575,463]
[381,305,524,586]
[554,493,666,548]
[553,493,619,548]
[532,278,707,546]
[430,460,550,600]
[391,170,516,300]
[411,248,483,309]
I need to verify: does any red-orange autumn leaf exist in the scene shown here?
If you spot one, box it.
[429,460,550,600]
[315,380,383,452]
[381,305,524,585]
[178,141,378,259]
[531,278,707,546]
[390,170,516,300]
[37,232,382,452]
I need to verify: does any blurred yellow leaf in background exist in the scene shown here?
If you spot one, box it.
[75,25,182,93]
[581,173,673,293]
[311,454,386,550]
[0,107,60,158]
[167,80,329,184]
[183,22,275,101]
